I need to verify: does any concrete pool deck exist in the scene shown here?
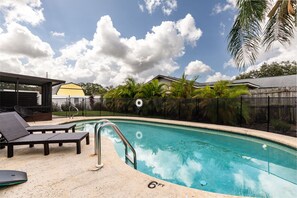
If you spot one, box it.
[0,116,296,197]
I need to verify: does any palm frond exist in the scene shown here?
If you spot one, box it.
[228,0,269,68]
[263,0,295,50]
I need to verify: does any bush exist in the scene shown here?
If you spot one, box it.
[75,103,84,111]
[271,120,291,133]
[92,102,102,111]
[61,102,71,111]
[52,102,61,112]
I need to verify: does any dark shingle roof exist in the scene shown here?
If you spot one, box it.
[150,74,297,89]
[233,75,297,88]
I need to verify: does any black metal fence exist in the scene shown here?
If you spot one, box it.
[52,97,297,137]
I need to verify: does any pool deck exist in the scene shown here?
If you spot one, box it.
[0,116,296,198]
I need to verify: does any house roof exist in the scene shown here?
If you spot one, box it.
[197,81,259,89]
[233,75,297,88]
[0,72,65,86]
[151,74,259,89]
[52,82,85,96]
[151,75,201,88]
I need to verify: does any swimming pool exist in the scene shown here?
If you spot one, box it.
[77,120,297,197]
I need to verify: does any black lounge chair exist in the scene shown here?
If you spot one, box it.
[0,113,89,158]
[2,112,76,133]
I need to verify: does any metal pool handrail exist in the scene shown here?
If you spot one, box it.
[94,120,137,170]
[68,104,79,119]
[94,119,111,154]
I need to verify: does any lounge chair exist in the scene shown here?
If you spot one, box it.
[0,113,89,158]
[2,112,76,133]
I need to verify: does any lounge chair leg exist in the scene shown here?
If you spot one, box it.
[44,143,49,155]
[29,144,34,148]
[72,128,75,133]
[76,141,81,154]
[59,143,63,147]
[7,145,13,158]
[86,134,90,145]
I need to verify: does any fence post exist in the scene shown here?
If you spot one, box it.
[99,98,102,116]
[240,96,243,127]
[267,96,270,132]
[84,98,86,116]
[163,98,166,119]
[216,98,219,124]
[196,98,198,121]
[178,99,181,120]
[113,98,115,116]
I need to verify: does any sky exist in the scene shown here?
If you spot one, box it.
[0,0,296,86]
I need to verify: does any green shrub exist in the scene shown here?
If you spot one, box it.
[92,102,101,110]
[271,120,291,133]
[52,102,61,112]
[61,102,71,111]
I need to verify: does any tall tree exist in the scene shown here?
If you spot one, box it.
[236,61,297,79]
[79,83,107,95]
[228,0,296,68]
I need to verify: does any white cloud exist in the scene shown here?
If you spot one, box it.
[176,14,202,46]
[219,22,226,36]
[142,0,177,15]
[138,4,144,12]
[206,72,233,82]
[0,56,23,73]
[58,38,90,61]
[185,60,212,76]
[0,0,44,26]
[50,31,65,37]
[224,58,237,68]
[0,23,54,58]
[0,14,202,87]
[92,15,129,59]
[212,0,237,14]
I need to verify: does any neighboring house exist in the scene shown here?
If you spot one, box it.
[233,75,297,97]
[52,83,87,107]
[151,74,259,89]
[149,74,297,97]
[52,83,101,110]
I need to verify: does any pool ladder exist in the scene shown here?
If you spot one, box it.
[93,119,137,170]
[68,104,79,119]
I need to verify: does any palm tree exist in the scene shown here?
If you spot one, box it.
[119,78,140,98]
[228,0,296,68]
[194,81,250,125]
[169,74,198,98]
[135,79,167,116]
[136,79,166,98]
[165,74,198,120]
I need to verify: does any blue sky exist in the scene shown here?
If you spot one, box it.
[0,0,296,86]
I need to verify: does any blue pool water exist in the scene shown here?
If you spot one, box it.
[77,120,297,197]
